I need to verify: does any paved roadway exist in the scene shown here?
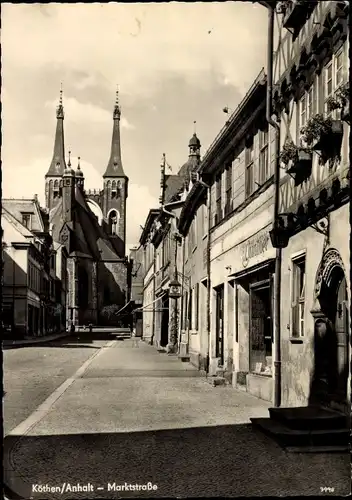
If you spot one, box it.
[3,335,350,499]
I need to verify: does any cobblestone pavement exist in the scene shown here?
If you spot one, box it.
[4,338,350,499]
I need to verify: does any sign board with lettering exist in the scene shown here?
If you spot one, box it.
[240,230,271,268]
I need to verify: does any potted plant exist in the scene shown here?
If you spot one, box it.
[300,114,344,166]
[279,139,312,181]
[326,83,350,124]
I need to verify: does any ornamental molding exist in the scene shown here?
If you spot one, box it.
[314,247,345,298]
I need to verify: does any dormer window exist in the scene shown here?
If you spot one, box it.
[22,213,32,229]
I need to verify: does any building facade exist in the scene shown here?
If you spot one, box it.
[45,89,130,328]
[2,198,67,338]
[271,0,350,410]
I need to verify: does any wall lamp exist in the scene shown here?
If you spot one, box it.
[269,212,330,249]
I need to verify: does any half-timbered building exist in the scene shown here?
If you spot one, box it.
[270,0,350,411]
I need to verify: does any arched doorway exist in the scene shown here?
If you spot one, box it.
[311,249,349,410]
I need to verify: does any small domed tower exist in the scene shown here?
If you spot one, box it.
[62,151,76,222]
[75,157,84,190]
[178,124,201,185]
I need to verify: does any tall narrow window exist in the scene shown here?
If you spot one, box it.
[215,174,222,224]
[324,61,334,117]
[111,181,117,199]
[245,138,254,198]
[108,210,119,236]
[259,127,269,184]
[299,94,307,128]
[225,164,232,215]
[291,255,306,337]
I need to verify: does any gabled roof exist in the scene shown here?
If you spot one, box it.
[2,207,34,239]
[51,187,125,261]
[139,209,160,245]
[2,198,44,233]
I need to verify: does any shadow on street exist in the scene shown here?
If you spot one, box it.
[3,332,127,350]
[4,424,350,499]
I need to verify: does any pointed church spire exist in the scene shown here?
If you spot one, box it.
[103,86,125,178]
[46,84,66,176]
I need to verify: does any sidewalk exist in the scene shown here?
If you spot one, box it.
[3,331,69,347]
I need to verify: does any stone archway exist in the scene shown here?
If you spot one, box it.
[310,248,349,409]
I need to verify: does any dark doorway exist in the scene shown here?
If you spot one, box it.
[249,280,272,375]
[215,285,224,366]
[310,266,349,410]
[160,296,169,347]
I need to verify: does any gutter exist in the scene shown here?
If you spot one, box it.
[265,4,282,408]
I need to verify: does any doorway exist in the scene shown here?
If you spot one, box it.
[215,285,224,366]
[312,264,349,410]
[160,296,169,347]
[249,280,273,375]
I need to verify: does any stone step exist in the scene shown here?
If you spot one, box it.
[206,376,227,387]
[268,406,348,430]
[251,417,349,450]
[178,355,190,362]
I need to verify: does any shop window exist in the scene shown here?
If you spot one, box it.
[249,280,272,376]
[245,138,255,198]
[258,127,269,185]
[291,255,306,337]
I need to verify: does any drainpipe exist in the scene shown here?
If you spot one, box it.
[151,245,156,345]
[179,236,186,352]
[265,4,282,408]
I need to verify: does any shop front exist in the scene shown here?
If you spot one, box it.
[226,226,276,402]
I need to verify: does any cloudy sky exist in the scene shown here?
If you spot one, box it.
[2,2,267,250]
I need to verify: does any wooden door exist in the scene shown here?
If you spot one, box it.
[215,286,224,365]
[334,276,349,401]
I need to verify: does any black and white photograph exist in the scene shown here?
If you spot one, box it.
[2,1,350,498]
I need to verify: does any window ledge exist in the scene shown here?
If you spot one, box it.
[289,337,304,344]
[250,371,272,378]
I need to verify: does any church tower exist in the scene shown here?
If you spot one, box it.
[102,88,128,251]
[45,86,66,211]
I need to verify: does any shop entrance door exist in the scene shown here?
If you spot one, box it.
[160,296,169,347]
[249,279,272,375]
[215,285,224,365]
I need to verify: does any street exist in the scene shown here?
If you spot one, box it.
[4,334,350,499]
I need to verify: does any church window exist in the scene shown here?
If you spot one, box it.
[112,181,117,199]
[108,210,120,236]
[53,179,60,198]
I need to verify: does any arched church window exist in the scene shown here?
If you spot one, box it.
[108,210,120,236]
[106,180,111,189]
[53,179,60,199]
[112,181,117,199]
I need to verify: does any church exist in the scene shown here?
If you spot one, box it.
[46,89,131,328]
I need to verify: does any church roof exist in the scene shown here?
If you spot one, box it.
[164,174,185,203]
[50,187,125,261]
[46,89,67,177]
